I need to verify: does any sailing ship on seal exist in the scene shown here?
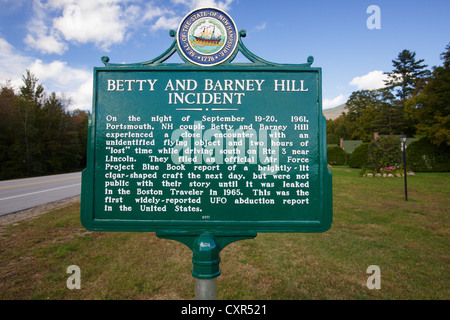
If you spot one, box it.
[193,25,222,46]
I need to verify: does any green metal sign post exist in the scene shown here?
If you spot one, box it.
[81,7,332,299]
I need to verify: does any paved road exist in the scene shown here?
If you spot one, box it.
[0,172,81,216]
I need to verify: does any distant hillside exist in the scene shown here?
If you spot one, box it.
[323,103,347,120]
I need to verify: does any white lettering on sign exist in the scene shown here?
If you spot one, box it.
[101,111,313,214]
[107,79,158,91]
[105,78,309,105]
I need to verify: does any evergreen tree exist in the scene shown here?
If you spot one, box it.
[12,71,44,176]
[372,89,406,135]
[0,83,17,178]
[39,93,75,173]
[70,109,90,169]
[406,43,450,145]
[344,90,379,141]
[384,49,430,102]
[327,45,449,152]
[0,71,90,180]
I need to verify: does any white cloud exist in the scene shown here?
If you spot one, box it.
[0,38,13,54]
[67,76,93,110]
[29,59,90,86]
[23,0,68,54]
[23,0,237,54]
[323,94,346,109]
[253,22,267,32]
[171,0,234,11]
[0,37,32,89]
[349,70,388,90]
[140,2,178,32]
[3,0,238,109]
[52,1,129,51]
[29,59,92,110]
[142,3,173,22]
[0,37,92,110]
[150,15,182,31]
[24,0,142,53]
[146,0,236,31]
[24,30,67,55]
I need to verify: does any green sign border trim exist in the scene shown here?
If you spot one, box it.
[80,29,332,235]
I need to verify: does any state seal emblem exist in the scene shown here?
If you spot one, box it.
[177,7,238,66]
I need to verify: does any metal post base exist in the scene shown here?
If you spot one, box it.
[195,278,218,300]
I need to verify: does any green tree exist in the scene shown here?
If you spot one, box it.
[12,70,44,176]
[343,89,403,141]
[38,93,77,173]
[326,115,348,144]
[1,71,90,180]
[405,43,450,145]
[384,49,430,102]
[0,83,18,179]
[371,89,406,135]
[406,138,450,172]
[345,90,379,120]
[69,109,90,169]
[344,90,378,141]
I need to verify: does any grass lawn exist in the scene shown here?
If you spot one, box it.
[0,167,448,300]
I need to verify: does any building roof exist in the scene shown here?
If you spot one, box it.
[341,140,363,153]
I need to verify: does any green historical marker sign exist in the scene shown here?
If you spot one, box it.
[81,7,332,283]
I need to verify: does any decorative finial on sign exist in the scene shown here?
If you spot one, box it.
[169,29,176,37]
[101,56,110,66]
[239,30,247,38]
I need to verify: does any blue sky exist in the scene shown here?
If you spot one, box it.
[0,0,449,110]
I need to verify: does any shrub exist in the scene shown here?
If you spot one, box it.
[327,146,348,165]
[348,142,369,168]
[368,135,402,171]
[406,138,450,172]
